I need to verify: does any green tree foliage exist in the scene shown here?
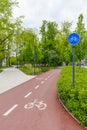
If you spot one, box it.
[0,0,19,67]
[11,17,24,67]
[19,29,35,64]
[55,21,72,65]
[19,29,42,66]
[1,3,87,68]
[75,14,87,63]
[40,20,59,66]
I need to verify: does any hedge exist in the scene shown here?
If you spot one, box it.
[57,66,87,127]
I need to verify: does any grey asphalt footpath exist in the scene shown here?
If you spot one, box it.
[0,68,35,94]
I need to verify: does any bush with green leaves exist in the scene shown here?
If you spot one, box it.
[19,64,55,75]
[57,66,87,127]
[0,70,2,73]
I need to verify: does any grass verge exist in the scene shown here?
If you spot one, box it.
[0,69,2,73]
[19,65,56,75]
[57,66,87,127]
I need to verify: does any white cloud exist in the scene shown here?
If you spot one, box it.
[13,0,87,29]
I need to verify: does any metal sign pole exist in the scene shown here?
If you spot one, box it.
[72,45,75,87]
[68,33,80,88]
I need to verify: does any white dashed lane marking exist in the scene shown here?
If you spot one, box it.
[35,85,39,89]
[24,92,32,98]
[3,104,18,116]
[2,73,55,117]
[41,81,44,84]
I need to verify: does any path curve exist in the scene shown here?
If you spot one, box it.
[0,68,86,130]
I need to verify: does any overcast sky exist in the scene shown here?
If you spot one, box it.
[13,0,87,30]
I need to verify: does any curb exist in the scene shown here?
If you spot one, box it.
[57,95,87,129]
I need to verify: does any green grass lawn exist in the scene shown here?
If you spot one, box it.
[57,66,87,127]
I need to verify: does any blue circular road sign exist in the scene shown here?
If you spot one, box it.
[68,33,80,45]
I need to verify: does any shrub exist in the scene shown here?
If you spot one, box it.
[57,66,87,127]
[20,64,56,75]
[0,69,2,73]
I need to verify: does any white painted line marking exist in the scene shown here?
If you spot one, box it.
[35,85,39,89]
[41,81,44,84]
[24,92,32,98]
[3,104,18,116]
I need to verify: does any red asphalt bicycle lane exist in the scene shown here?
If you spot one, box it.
[0,68,86,130]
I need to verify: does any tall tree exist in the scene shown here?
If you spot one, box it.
[19,28,41,66]
[40,20,58,66]
[0,0,18,67]
[75,14,87,63]
[55,21,72,65]
[12,16,24,67]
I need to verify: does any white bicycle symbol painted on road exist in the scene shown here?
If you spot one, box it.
[24,99,47,110]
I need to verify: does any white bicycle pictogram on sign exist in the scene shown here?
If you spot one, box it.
[70,36,78,42]
[24,99,47,110]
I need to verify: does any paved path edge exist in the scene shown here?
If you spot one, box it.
[57,94,87,129]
